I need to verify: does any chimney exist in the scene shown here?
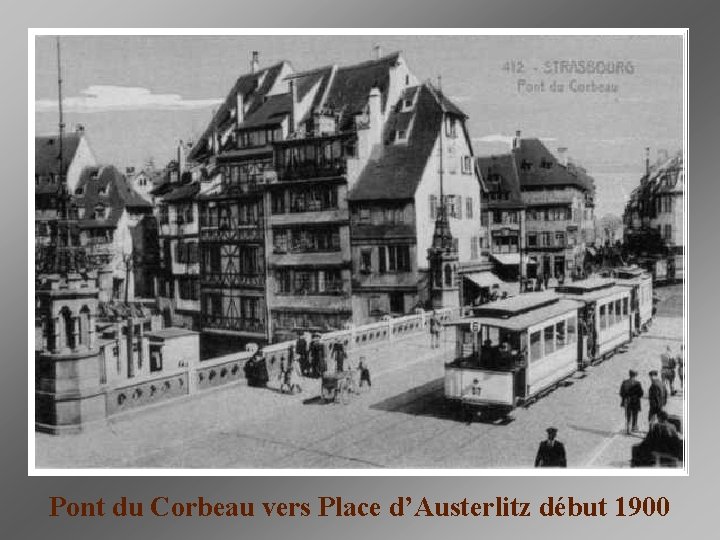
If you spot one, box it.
[557,147,568,166]
[373,44,382,60]
[236,90,244,127]
[645,147,650,176]
[251,51,259,74]
[513,130,522,150]
[177,140,186,175]
[125,166,135,177]
[288,79,298,133]
[368,86,383,144]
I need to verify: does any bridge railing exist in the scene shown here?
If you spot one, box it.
[105,307,461,417]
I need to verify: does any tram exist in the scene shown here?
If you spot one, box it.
[444,292,583,416]
[555,278,632,366]
[608,267,654,335]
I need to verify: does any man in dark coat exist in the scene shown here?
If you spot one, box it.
[619,369,644,434]
[295,332,309,376]
[648,370,667,425]
[309,333,325,378]
[535,427,567,467]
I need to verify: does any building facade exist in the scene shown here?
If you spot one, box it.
[623,151,684,280]
[513,136,595,282]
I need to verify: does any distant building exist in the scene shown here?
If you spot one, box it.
[475,135,596,285]
[623,151,684,280]
[35,128,97,251]
[512,135,595,281]
[74,165,157,301]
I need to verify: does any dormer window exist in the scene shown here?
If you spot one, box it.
[396,130,408,142]
[75,186,84,195]
[94,204,107,220]
[403,98,413,111]
[98,184,107,196]
[540,158,553,169]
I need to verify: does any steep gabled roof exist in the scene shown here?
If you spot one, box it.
[512,138,588,191]
[188,61,289,160]
[74,165,151,228]
[476,153,524,208]
[239,93,293,129]
[349,83,448,201]
[324,52,402,131]
[35,133,82,177]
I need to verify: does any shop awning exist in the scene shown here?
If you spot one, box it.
[463,271,503,288]
[490,253,533,266]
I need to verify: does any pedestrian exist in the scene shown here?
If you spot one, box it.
[429,310,441,349]
[660,345,677,396]
[677,344,684,391]
[296,331,309,376]
[619,369,644,434]
[331,341,347,372]
[358,357,371,389]
[534,427,567,468]
[648,370,667,426]
[309,333,325,378]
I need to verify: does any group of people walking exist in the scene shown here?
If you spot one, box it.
[619,344,684,435]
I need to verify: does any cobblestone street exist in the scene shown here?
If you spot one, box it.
[36,285,684,470]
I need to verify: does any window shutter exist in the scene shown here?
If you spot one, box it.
[456,196,463,219]
[379,247,387,273]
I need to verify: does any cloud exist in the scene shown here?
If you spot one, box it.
[36,85,223,113]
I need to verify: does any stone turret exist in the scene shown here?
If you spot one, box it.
[427,208,459,310]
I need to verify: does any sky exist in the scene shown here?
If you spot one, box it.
[34,34,683,217]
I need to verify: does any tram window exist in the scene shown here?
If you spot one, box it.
[567,316,577,344]
[600,305,607,330]
[556,321,566,349]
[530,331,542,362]
[616,299,623,320]
[623,298,629,316]
[608,302,615,326]
[544,325,555,355]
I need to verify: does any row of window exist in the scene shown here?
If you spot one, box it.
[274,269,345,295]
[527,231,575,248]
[224,159,273,188]
[429,195,474,220]
[272,185,338,214]
[353,206,411,226]
[236,128,283,149]
[203,293,264,322]
[272,311,348,333]
[529,316,578,362]
[599,298,629,331]
[526,208,573,222]
[202,245,262,276]
[200,201,262,229]
[359,245,412,274]
[273,228,341,254]
[655,195,674,214]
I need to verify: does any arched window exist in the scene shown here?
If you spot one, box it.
[444,264,453,287]
[79,305,91,347]
[60,306,74,350]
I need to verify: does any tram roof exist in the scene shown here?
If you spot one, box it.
[448,298,583,331]
[468,291,560,318]
[556,284,630,303]
[555,277,616,295]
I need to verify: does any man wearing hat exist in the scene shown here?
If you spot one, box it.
[619,369,644,434]
[534,427,567,467]
[648,370,668,426]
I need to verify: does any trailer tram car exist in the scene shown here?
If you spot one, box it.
[610,267,654,335]
[555,278,632,367]
[444,292,583,417]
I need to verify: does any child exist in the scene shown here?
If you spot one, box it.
[358,358,371,389]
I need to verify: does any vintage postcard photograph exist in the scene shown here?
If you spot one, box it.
[31,30,686,473]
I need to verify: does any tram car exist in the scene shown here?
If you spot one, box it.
[444,292,583,415]
[608,267,654,335]
[555,278,632,366]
